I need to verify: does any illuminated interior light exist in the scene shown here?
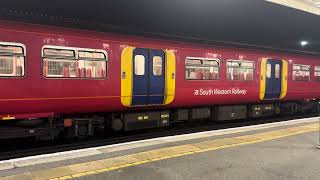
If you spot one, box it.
[300,40,309,47]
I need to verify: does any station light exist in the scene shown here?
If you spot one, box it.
[300,40,309,47]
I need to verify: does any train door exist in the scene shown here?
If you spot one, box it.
[132,48,165,106]
[265,59,282,99]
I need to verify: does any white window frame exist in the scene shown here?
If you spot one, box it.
[152,56,163,76]
[0,42,26,78]
[275,64,280,79]
[292,64,310,81]
[185,57,220,80]
[226,59,255,81]
[42,45,108,79]
[314,66,320,81]
[134,55,146,76]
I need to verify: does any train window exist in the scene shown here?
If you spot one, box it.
[241,61,254,80]
[185,57,219,80]
[46,60,77,77]
[266,64,271,78]
[134,55,145,75]
[153,56,162,76]
[292,64,310,81]
[78,51,106,59]
[275,64,280,79]
[78,50,107,78]
[42,46,107,79]
[227,60,254,80]
[314,66,320,81]
[43,48,75,58]
[0,42,26,77]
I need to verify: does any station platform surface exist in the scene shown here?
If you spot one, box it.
[0,117,319,180]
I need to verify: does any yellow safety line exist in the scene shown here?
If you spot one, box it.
[0,123,318,180]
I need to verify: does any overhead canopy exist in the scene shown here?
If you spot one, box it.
[267,0,320,15]
[0,0,320,54]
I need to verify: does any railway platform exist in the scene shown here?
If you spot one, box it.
[0,117,319,180]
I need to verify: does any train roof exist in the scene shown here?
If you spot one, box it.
[0,0,320,54]
[1,1,320,55]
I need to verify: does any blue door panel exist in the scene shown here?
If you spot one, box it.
[149,50,165,105]
[132,48,165,106]
[265,61,274,99]
[132,48,149,106]
[273,62,282,98]
[265,59,282,99]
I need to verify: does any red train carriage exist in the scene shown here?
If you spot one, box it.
[0,20,319,139]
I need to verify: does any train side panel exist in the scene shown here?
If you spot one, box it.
[0,21,319,119]
[285,58,320,101]
[0,28,123,116]
[171,49,261,107]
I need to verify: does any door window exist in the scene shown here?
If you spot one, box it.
[153,56,162,76]
[134,55,145,75]
[266,64,271,78]
[275,64,280,79]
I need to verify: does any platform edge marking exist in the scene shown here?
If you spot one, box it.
[35,123,319,180]
[0,117,317,173]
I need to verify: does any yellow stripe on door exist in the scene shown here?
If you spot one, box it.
[259,58,267,100]
[164,50,176,105]
[121,46,135,107]
[280,60,288,99]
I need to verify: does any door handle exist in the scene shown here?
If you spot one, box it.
[171,72,175,79]
[122,71,126,79]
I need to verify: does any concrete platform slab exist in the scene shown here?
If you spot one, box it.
[0,163,14,171]
[77,131,320,180]
[0,173,33,180]
[1,117,318,171]
[0,117,319,180]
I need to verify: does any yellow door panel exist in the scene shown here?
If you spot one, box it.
[259,58,267,100]
[121,46,135,107]
[280,60,288,99]
[164,50,176,105]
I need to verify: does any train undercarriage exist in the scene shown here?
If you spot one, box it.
[0,100,319,140]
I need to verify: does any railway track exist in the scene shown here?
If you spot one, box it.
[0,113,317,161]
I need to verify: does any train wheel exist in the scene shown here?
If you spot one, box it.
[275,106,281,114]
[111,118,123,131]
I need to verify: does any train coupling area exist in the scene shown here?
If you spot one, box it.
[0,117,319,180]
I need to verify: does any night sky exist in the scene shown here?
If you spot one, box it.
[0,0,320,54]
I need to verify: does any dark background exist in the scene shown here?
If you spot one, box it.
[0,0,319,54]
